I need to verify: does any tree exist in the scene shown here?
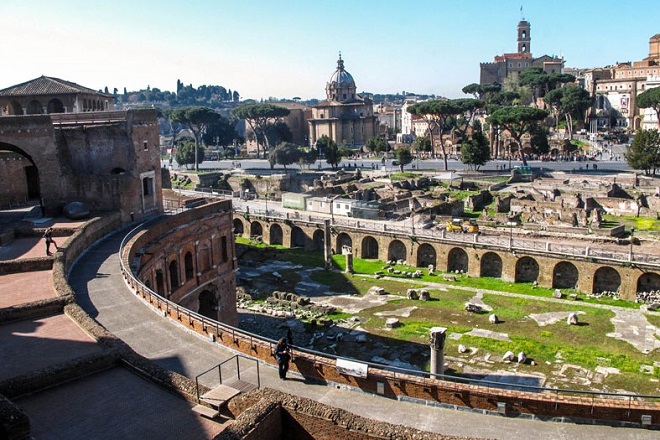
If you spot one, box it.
[298,147,318,169]
[626,129,660,175]
[637,87,660,127]
[169,107,221,171]
[317,135,341,169]
[365,136,388,154]
[462,82,501,100]
[412,136,432,158]
[488,106,549,165]
[408,99,484,171]
[202,115,237,147]
[394,147,413,172]
[268,142,302,171]
[175,141,205,170]
[265,121,293,147]
[460,120,490,170]
[233,103,290,158]
[529,124,550,156]
[545,85,592,140]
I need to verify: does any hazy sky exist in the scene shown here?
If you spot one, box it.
[1,0,659,101]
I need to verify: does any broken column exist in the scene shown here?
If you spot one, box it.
[342,245,354,274]
[429,327,447,378]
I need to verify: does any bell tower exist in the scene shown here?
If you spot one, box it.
[517,20,531,54]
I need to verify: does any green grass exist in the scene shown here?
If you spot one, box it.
[390,172,422,181]
[236,241,660,394]
[603,214,660,232]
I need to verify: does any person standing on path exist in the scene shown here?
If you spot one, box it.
[275,337,291,380]
[44,227,58,255]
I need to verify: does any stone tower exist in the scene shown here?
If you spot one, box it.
[517,20,531,54]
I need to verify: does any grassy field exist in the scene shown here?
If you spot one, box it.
[236,241,660,394]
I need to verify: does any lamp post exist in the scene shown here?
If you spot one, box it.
[509,219,514,252]
[629,226,635,261]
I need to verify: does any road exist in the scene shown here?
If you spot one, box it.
[165,144,633,174]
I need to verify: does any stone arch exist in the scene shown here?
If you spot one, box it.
[637,272,660,293]
[312,229,324,250]
[184,251,194,281]
[233,218,244,236]
[416,243,436,268]
[0,142,41,202]
[480,252,502,278]
[198,289,217,320]
[388,239,407,262]
[515,256,539,283]
[447,247,468,273]
[291,226,306,248]
[47,98,65,114]
[552,261,579,289]
[336,233,352,253]
[361,236,379,259]
[168,260,179,292]
[250,221,263,238]
[269,223,283,245]
[593,267,621,294]
[26,100,43,115]
[155,270,164,296]
[7,100,23,115]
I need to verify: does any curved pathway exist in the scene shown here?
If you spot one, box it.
[68,230,659,440]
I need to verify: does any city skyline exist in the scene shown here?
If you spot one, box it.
[1,0,659,101]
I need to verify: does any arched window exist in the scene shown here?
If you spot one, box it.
[184,252,194,281]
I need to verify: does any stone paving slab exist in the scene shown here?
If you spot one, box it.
[16,367,229,440]
[0,236,52,260]
[0,314,102,380]
[0,270,56,307]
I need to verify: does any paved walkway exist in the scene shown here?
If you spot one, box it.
[66,230,659,439]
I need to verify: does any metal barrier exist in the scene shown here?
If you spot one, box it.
[117,215,660,419]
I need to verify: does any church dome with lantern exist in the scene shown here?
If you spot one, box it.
[326,53,357,102]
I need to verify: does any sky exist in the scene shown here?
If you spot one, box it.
[1,0,659,101]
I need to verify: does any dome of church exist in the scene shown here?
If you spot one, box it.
[329,54,355,86]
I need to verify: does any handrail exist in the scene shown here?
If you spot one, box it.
[118,211,660,419]
[193,354,261,404]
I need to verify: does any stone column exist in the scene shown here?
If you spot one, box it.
[323,219,332,270]
[344,249,353,274]
[429,327,447,378]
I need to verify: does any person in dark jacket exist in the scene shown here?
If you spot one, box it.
[43,227,58,256]
[275,338,291,380]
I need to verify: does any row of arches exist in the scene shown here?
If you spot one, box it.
[4,98,66,115]
[2,97,110,116]
[234,217,660,295]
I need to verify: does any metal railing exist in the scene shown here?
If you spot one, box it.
[194,354,260,404]
[117,217,660,419]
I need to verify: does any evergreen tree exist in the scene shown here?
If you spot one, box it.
[460,120,490,170]
[626,129,660,175]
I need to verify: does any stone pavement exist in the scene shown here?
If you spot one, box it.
[64,230,659,439]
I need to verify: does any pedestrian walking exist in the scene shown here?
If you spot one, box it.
[44,227,58,256]
[275,337,291,380]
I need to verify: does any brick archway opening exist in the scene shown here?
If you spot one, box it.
[198,289,217,320]
[270,223,283,245]
[593,266,621,294]
[515,256,539,283]
[480,252,502,278]
[291,226,306,248]
[233,218,244,236]
[417,243,436,268]
[250,221,263,239]
[388,239,407,262]
[447,247,468,273]
[636,272,660,295]
[552,261,579,289]
[361,236,378,259]
[312,229,324,250]
[336,233,352,254]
